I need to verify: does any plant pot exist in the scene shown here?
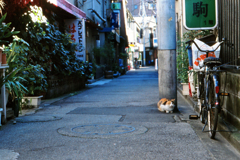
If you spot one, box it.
[181,83,189,95]
[0,89,9,108]
[105,70,113,79]
[13,98,20,117]
[113,71,119,77]
[2,53,7,66]
[22,95,43,108]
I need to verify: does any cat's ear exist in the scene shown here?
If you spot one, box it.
[171,99,175,102]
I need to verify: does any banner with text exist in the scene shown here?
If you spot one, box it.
[65,19,86,61]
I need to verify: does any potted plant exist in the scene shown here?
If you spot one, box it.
[3,37,30,114]
[0,12,23,116]
[101,33,115,79]
[113,63,120,77]
[82,61,93,84]
[4,35,46,109]
[21,64,47,108]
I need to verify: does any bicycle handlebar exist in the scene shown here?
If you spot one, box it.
[187,39,224,53]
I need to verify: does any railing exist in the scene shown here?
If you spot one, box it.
[218,0,240,65]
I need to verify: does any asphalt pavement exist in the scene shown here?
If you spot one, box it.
[0,66,240,160]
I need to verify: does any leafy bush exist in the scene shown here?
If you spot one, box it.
[6,5,86,95]
[101,33,115,71]
[2,5,89,97]
[4,35,47,96]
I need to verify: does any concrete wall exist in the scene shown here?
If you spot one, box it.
[85,26,98,60]
[175,0,188,38]
[219,72,240,129]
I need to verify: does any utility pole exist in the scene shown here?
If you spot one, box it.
[139,0,146,66]
[156,0,177,111]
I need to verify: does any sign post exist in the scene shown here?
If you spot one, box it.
[183,0,218,30]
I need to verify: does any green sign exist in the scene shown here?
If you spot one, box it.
[183,0,218,30]
[111,3,121,10]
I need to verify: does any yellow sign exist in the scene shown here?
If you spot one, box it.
[129,44,135,47]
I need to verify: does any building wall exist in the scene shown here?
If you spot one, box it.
[74,0,107,28]
[85,26,98,61]
[175,0,187,39]
[220,72,240,129]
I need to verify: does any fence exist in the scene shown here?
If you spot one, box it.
[218,0,240,65]
[45,76,86,99]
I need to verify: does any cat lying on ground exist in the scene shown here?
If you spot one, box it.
[157,98,175,113]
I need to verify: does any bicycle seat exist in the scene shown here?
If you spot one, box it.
[204,57,222,65]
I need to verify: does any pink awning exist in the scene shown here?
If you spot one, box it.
[47,0,86,19]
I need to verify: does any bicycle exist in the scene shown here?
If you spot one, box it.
[189,38,224,139]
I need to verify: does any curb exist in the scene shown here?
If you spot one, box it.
[177,85,240,153]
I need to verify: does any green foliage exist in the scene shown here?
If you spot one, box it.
[4,40,28,100]
[82,62,93,79]
[182,30,211,42]
[113,63,120,73]
[0,14,24,96]
[4,35,47,97]
[119,52,128,59]
[101,33,116,71]
[1,5,90,98]
[5,5,86,96]
[0,13,19,46]
[92,47,102,64]
[23,64,47,96]
[19,14,77,76]
[177,39,189,83]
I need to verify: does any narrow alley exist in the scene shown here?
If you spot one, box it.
[0,67,240,160]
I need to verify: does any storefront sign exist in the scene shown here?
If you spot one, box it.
[65,19,86,61]
[153,38,158,47]
[111,3,121,10]
[183,0,218,30]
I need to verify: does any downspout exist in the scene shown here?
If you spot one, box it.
[102,0,105,20]
[93,0,95,23]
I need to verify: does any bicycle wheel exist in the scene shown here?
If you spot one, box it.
[207,76,219,139]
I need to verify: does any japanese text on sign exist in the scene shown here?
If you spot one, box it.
[65,19,85,61]
[183,0,217,30]
[193,2,208,17]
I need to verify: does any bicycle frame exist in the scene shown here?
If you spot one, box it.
[205,72,220,109]
[190,39,224,138]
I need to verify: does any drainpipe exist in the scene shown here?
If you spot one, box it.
[93,0,95,23]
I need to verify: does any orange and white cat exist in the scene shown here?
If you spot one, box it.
[157,98,175,113]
